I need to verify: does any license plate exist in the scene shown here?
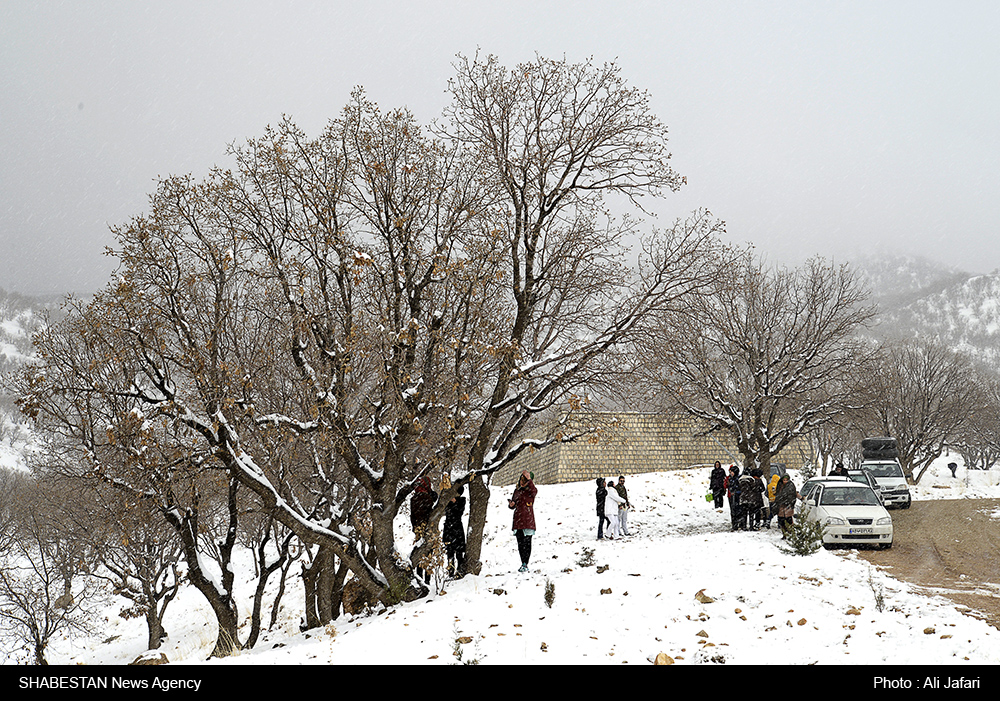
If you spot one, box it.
[849,528,873,534]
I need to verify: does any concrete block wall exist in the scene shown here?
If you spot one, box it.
[493,412,815,485]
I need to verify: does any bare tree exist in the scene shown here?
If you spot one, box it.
[439,53,729,574]
[950,369,1000,470]
[0,473,99,665]
[853,340,987,483]
[637,255,877,475]
[13,55,726,625]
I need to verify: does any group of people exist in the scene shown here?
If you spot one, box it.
[594,475,633,540]
[710,461,799,537]
[411,459,800,579]
[410,476,469,578]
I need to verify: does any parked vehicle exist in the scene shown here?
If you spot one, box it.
[764,462,787,483]
[798,477,893,550]
[846,467,883,504]
[860,437,912,509]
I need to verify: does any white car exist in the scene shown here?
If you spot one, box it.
[798,478,893,550]
[860,459,912,509]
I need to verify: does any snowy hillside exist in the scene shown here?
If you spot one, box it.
[853,253,973,309]
[16,456,999,671]
[878,273,1000,369]
[851,255,1000,369]
[0,289,46,473]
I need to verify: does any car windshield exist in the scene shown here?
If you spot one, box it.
[864,462,904,478]
[820,485,881,506]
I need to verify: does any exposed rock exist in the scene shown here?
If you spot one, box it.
[695,589,715,604]
[130,651,169,666]
[653,652,675,665]
[924,627,936,634]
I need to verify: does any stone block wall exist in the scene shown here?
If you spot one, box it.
[493,412,815,485]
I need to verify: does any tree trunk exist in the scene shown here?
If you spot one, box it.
[145,608,165,651]
[461,474,489,576]
[164,506,243,658]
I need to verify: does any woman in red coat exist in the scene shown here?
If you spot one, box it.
[508,470,537,572]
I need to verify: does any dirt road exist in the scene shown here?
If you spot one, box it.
[855,498,1000,629]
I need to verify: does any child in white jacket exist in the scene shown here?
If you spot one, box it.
[604,481,625,539]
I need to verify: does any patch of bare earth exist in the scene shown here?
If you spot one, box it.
[855,498,1000,630]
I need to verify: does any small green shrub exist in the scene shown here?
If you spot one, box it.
[778,512,827,556]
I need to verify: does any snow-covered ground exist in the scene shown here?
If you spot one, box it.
[14,454,996,673]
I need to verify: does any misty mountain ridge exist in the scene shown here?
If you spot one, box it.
[852,254,1000,370]
[2,255,1000,384]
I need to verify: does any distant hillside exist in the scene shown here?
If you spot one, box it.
[851,255,1000,370]
[0,288,59,470]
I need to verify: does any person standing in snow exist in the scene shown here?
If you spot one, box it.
[595,478,608,540]
[410,476,437,533]
[604,480,626,539]
[410,476,438,583]
[738,469,759,530]
[614,475,632,536]
[725,465,741,531]
[765,471,781,529]
[775,474,799,538]
[710,461,727,509]
[749,469,766,530]
[509,471,537,572]
[443,484,467,577]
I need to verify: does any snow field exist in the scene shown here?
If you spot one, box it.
[28,457,997,668]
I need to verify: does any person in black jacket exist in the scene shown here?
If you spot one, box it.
[725,465,742,531]
[443,484,467,577]
[595,478,608,540]
[775,475,799,538]
[710,461,727,509]
[410,476,438,583]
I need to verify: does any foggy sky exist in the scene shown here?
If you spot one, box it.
[2,0,999,295]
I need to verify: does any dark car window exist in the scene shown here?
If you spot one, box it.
[819,485,881,507]
[864,462,904,479]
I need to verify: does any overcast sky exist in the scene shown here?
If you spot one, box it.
[2,0,999,295]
